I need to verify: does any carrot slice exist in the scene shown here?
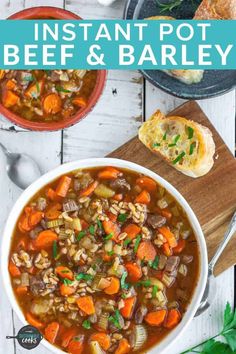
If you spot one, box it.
[18,214,31,233]
[158,227,177,248]
[46,188,58,201]
[61,328,78,348]
[72,96,87,108]
[164,309,181,329]
[34,230,58,250]
[120,296,137,319]
[43,93,62,114]
[79,180,98,197]
[76,296,95,315]
[125,263,142,282]
[55,266,74,280]
[45,203,62,220]
[123,224,141,240]
[102,220,120,241]
[60,284,76,296]
[163,242,172,257]
[137,241,157,262]
[90,333,111,351]
[29,210,44,228]
[26,312,44,329]
[159,208,172,220]
[55,176,72,197]
[134,190,151,204]
[98,167,121,180]
[173,239,186,254]
[25,79,44,99]
[6,79,17,90]
[115,338,131,354]
[136,177,157,192]
[15,286,28,295]
[145,310,167,326]
[8,260,21,277]
[104,277,120,295]
[107,211,117,222]
[113,193,123,201]
[2,90,20,108]
[68,339,84,354]
[45,322,60,344]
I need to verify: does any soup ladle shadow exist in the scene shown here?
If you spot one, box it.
[195,211,236,317]
[0,142,41,190]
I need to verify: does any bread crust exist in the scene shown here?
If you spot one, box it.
[138,110,216,178]
[194,0,236,19]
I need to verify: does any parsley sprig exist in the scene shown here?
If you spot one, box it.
[181,302,236,353]
[156,0,184,13]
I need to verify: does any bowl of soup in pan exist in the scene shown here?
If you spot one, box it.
[2,158,208,354]
[0,7,107,131]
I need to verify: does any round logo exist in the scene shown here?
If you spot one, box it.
[7,325,43,350]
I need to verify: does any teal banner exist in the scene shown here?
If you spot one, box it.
[0,20,235,69]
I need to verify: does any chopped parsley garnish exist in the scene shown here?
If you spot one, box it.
[189,142,196,155]
[117,213,128,223]
[137,279,151,287]
[123,238,132,247]
[52,240,57,259]
[82,320,91,329]
[97,218,103,230]
[77,230,86,242]
[153,142,161,148]
[63,278,73,286]
[121,271,130,290]
[107,250,114,256]
[149,256,159,270]
[76,273,93,281]
[89,225,95,235]
[109,310,121,329]
[104,233,113,241]
[134,235,142,253]
[173,151,186,165]
[187,126,194,139]
[168,134,181,147]
[35,80,40,93]
[152,285,158,298]
[56,85,71,93]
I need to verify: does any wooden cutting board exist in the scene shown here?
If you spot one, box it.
[108,101,236,276]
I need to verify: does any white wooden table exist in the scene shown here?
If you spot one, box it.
[0,1,235,353]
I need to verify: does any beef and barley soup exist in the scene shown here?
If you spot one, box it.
[9,166,199,354]
[0,70,97,122]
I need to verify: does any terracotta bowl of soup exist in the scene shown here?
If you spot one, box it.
[2,158,208,354]
[0,7,107,131]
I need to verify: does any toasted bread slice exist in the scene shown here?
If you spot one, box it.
[139,110,215,178]
[145,16,204,84]
[194,0,236,19]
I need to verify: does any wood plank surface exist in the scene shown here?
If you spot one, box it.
[109,100,236,275]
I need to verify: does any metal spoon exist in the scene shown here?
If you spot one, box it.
[0,142,41,189]
[195,211,236,317]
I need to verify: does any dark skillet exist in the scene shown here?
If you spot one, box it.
[124,0,236,99]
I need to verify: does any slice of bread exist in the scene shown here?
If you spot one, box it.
[139,110,216,178]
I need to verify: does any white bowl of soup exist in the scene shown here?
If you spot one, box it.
[2,158,208,354]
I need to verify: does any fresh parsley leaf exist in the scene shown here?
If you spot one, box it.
[149,256,159,270]
[97,218,103,230]
[109,310,121,329]
[121,271,130,290]
[117,213,128,222]
[201,339,234,354]
[153,142,161,148]
[89,225,95,235]
[134,234,142,253]
[224,302,235,330]
[76,273,93,281]
[104,233,113,241]
[137,279,151,287]
[63,278,73,286]
[77,230,86,242]
[107,250,114,256]
[56,85,71,93]
[124,238,132,247]
[82,319,91,330]
[156,0,184,13]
